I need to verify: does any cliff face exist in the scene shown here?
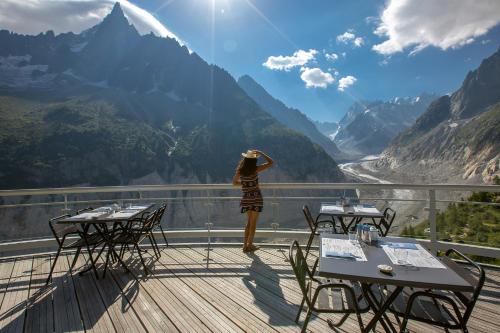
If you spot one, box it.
[378,48,500,183]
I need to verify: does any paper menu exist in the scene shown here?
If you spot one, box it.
[321,204,344,213]
[353,206,380,214]
[382,243,447,269]
[322,238,367,261]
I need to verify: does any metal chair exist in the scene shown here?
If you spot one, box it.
[111,212,157,275]
[370,207,396,236]
[152,204,168,248]
[46,214,103,284]
[303,205,335,259]
[390,249,485,333]
[289,240,368,332]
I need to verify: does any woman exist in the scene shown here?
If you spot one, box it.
[233,149,274,252]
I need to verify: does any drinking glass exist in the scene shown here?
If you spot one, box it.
[348,228,357,243]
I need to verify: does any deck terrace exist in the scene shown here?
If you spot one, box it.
[0,245,499,332]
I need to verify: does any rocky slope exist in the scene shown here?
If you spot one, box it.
[0,3,344,189]
[237,75,341,158]
[334,94,435,155]
[378,48,500,183]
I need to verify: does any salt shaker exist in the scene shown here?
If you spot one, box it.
[369,226,379,244]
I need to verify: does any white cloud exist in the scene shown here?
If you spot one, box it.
[300,67,334,88]
[337,31,356,43]
[263,49,317,71]
[354,37,364,47]
[338,75,357,91]
[372,0,500,55]
[0,0,183,43]
[336,30,365,47]
[325,52,339,62]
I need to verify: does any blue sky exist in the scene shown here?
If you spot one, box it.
[1,0,499,122]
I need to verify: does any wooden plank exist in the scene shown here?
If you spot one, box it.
[66,255,116,333]
[0,259,16,309]
[0,257,33,333]
[121,252,233,333]
[89,268,147,333]
[109,269,180,333]
[24,256,54,333]
[200,247,360,333]
[169,247,313,332]
[154,249,280,333]
[52,253,85,333]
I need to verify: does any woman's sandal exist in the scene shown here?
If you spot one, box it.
[248,245,260,252]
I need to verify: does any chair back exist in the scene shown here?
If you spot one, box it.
[302,205,315,232]
[289,240,313,307]
[445,249,485,325]
[153,204,167,227]
[49,214,78,245]
[381,207,396,236]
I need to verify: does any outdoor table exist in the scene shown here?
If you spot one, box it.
[318,203,384,234]
[318,234,474,333]
[58,204,154,277]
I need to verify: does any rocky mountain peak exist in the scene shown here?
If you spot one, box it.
[450,47,500,119]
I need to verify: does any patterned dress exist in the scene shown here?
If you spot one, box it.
[240,173,264,213]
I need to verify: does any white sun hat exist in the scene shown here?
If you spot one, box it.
[241,150,258,158]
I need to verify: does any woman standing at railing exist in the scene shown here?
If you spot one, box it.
[233,149,274,252]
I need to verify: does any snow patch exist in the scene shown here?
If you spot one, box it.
[449,122,458,128]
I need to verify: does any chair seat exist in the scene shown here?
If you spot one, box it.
[65,233,103,249]
[386,287,457,326]
[315,279,369,313]
[111,232,147,244]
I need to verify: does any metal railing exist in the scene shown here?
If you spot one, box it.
[0,183,499,258]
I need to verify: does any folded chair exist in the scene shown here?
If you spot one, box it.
[46,214,103,284]
[389,249,485,333]
[289,240,368,332]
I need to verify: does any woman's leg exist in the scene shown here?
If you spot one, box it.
[243,211,252,250]
[247,210,260,247]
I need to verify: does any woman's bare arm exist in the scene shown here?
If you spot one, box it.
[232,169,241,185]
[255,150,274,173]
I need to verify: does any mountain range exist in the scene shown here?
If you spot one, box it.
[0,3,344,189]
[378,47,500,183]
[332,94,436,156]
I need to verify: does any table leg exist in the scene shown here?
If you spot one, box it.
[80,224,100,279]
[361,284,403,333]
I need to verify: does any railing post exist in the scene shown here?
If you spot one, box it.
[204,190,214,267]
[204,222,213,268]
[428,189,437,254]
[62,194,71,213]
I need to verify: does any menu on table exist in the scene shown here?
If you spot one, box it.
[381,243,447,269]
[67,211,109,220]
[108,210,138,219]
[321,204,344,214]
[353,205,380,214]
[322,238,367,261]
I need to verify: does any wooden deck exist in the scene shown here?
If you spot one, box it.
[0,245,499,332]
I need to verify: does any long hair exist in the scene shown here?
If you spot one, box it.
[238,157,257,176]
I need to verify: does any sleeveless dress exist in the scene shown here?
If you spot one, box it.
[240,173,264,213]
